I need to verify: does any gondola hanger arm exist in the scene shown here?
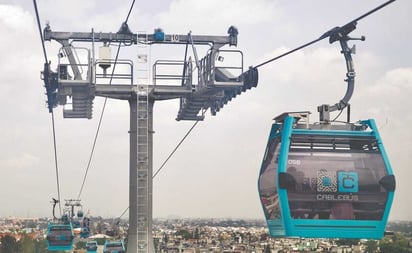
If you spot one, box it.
[249,0,396,122]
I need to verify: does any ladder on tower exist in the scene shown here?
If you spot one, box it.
[137,85,150,252]
[137,32,150,85]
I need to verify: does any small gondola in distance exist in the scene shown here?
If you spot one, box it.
[103,239,126,253]
[86,240,98,253]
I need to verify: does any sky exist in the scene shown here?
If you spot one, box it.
[0,0,411,221]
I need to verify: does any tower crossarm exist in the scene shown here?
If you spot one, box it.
[44,25,237,48]
[43,25,138,44]
[138,26,239,49]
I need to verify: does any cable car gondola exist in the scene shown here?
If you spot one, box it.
[46,221,74,251]
[258,6,396,239]
[258,112,395,239]
[86,240,98,253]
[103,239,126,253]
[46,200,75,251]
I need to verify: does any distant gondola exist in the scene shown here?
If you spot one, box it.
[86,240,98,253]
[103,239,126,253]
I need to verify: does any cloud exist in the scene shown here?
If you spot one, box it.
[367,68,412,96]
[2,153,40,169]
[0,4,34,31]
[156,0,278,33]
[355,67,412,122]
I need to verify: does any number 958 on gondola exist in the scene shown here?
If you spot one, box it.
[258,112,395,239]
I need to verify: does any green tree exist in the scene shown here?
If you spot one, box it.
[364,240,378,253]
[96,237,106,245]
[154,237,159,253]
[76,240,87,249]
[335,238,360,246]
[380,234,412,253]
[19,234,34,253]
[194,227,200,240]
[33,239,48,253]
[163,232,169,244]
[0,235,18,253]
[175,229,192,240]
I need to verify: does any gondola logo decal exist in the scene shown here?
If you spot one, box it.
[317,170,337,192]
[316,170,359,201]
[338,171,358,193]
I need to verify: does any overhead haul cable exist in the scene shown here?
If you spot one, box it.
[253,0,396,70]
[77,0,137,200]
[33,0,62,216]
[153,120,200,179]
